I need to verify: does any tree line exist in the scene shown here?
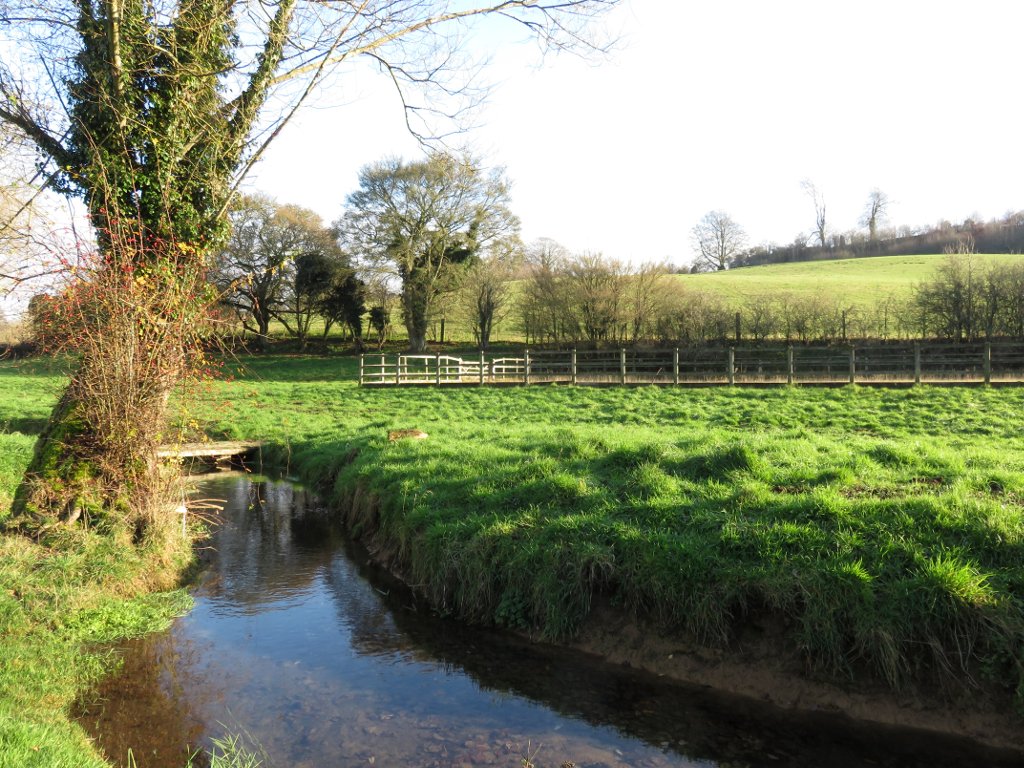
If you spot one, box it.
[25,150,1024,353]
[198,156,1024,350]
[516,250,1024,346]
[690,182,1024,274]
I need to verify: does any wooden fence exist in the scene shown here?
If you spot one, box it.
[359,342,1024,387]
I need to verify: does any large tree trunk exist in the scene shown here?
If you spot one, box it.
[256,313,272,351]
[9,390,91,530]
[403,278,430,354]
[7,235,202,539]
[9,370,172,538]
[407,327,428,354]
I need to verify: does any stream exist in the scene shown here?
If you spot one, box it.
[77,475,1024,768]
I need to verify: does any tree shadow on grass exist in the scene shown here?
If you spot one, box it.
[1,417,49,436]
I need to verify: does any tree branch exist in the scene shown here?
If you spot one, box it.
[0,104,70,168]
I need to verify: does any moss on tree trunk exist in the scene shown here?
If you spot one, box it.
[10,391,104,532]
[8,375,169,539]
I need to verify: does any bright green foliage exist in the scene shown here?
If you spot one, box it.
[64,0,238,246]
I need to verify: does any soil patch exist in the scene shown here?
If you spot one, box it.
[567,599,1024,751]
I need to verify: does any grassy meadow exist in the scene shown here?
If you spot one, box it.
[197,355,1024,701]
[2,350,1024,766]
[678,253,1024,308]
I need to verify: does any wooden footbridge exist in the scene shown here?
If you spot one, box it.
[157,441,262,466]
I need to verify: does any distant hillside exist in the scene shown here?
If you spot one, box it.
[677,253,1024,308]
[733,212,1024,269]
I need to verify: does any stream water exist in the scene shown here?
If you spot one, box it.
[78,475,1023,768]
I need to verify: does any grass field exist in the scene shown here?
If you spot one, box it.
[193,355,1024,704]
[678,253,1024,308]
[3,353,1024,766]
[0,362,194,768]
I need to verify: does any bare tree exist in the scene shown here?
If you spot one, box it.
[743,294,782,342]
[915,254,980,341]
[0,124,69,294]
[519,239,572,344]
[213,195,288,343]
[802,180,828,248]
[861,188,890,243]
[211,195,343,349]
[564,252,627,345]
[655,287,731,345]
[626,261,672,342]
[459,245,518,350]
[691,210,747,272]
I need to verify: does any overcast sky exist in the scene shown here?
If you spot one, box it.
[243,0,1024,266]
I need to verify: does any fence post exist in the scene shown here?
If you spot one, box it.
[479,350,485,386]
[620,348,627,385]
[914,342,921,384]
[848,346,856,385]
[571,348,578,385]
[435,352,441,386]
[524,348,531,385]
[787,345,795,385]
[728,347,735,385]
[984,342,992,384]
[359,354,364,386]
[673,348,680,385]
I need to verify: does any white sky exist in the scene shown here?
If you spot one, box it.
[245,0,1024,266]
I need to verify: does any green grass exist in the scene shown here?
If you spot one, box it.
[3,352,1023,766]
[193,354,1024,702]
[0,359,194,768]
[679,253,1024,308]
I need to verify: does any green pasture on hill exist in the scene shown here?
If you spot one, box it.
[2,354,1024,766]
[679,253,1024,307]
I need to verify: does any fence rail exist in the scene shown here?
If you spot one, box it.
[359,343,1024,387]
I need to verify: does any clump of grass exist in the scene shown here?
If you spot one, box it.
[181,733,267,768]
[675,442,763,481]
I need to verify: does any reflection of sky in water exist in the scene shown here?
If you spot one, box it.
[80,476,1024,768]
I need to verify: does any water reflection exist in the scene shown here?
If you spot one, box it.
[78,476,1024,768]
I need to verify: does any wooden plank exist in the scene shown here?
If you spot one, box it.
[157,441,262,459]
